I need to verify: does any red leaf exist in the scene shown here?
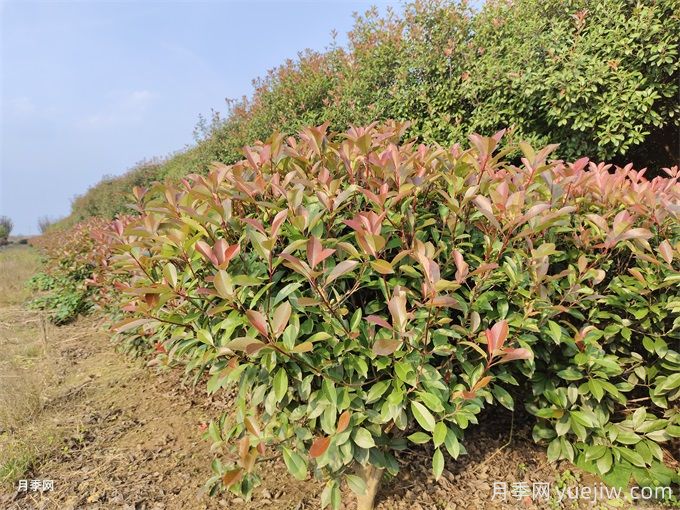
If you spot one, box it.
[144,293,159,307]
[279,253,312,279]
[213,239,228,265]
[195,240,217,266]
[272,302,292,338]
[242,218,265,234]
[245,342,269,355]
[337,411,351,433]
[307,236,335,269]
[498,347,533,363]
[426,295,460,308]
[222,468,243,487]
[659,240,673,264]
[326,260,359,284]
[472,375,492,391]
[245,416,261,437]
[271,209,288,238]
[365,315,392,330]
[224,244,241,264]
[307,236,321,269]
[486,320,509,356]
[309,436,331,458]
[214,240,240,268]
[372,338,401,356]
[238,436,249,461]
[246,310,269,337]
[473,195,500,229]
[453,250,469,283]
[388,286,408,332]
[470,263,499,276]
[243,450,258,472]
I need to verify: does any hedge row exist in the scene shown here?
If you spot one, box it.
[63,0,680,227]
[46,123,678,508]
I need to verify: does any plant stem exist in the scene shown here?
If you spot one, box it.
[355,464,384,510]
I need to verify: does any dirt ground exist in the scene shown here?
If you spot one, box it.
[0,246,674,510]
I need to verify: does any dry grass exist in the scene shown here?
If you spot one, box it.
[0,246,54,488]
[0,245,41,306]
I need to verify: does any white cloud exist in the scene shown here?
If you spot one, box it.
[8,96,37,116]
[78,89,156,128]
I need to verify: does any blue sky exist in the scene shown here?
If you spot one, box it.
[1,0,399,235]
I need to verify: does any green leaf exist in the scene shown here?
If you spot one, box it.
[214,270,233,298]
[584,444,607,461]
[273,368,288,402]
[547,438,561,462]
[395,361,417,386]
[197,329,214,346]
[547,320,562,343]
[322,379,337,406]
[407,432,431,444]
[345,474,367,495]
[411,401,436,432]
[492,386,514,410]
[353,427,376,449]
[282,447,307,480]
[557,368,583,381]
[272,283,302,306]
[320,480,335,509]
[615,428,641,445]
[225,336,263,352]
[570,410,596,428]
[370,259,394,275]
[163,263,178,288]
[433,422,447,448]
[660,373,680,392]
[617,447,646,467]
[366,380,391,403]
[444,428,460,459]
[555,417,570,437]
[432,448,445,480]
[596,449,613,474]
[416,391,444,412]
[588,379,605,401]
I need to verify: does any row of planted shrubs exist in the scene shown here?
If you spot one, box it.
[63,0,680,228]
[28,217,116,323]
[34,123,679,508]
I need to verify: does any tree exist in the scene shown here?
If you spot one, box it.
[0,216,14,245]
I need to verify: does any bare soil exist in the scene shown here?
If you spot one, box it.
[0,247,671,510]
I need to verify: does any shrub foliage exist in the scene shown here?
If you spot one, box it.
[65,0,680,225]
[29,218,116,324]
[82,123,680,507]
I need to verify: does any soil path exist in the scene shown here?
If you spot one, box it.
[0,247,664,510]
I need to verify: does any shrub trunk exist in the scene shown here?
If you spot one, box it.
[355,464,384,510]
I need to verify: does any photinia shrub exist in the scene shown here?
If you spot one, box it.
[29,218,118,324]
[103,122,679,509]
[64,0,680,228]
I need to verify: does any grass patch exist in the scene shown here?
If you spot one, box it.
[0,245,41,305]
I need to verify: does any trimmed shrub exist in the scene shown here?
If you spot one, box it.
[102,123,679,508]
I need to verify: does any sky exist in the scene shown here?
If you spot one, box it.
[0,0,399,235]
